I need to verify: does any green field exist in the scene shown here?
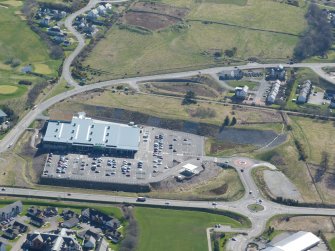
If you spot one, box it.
[0,0,61,115]
[135,207,249,251]
[330,237,335,251]
[83,0,307,82]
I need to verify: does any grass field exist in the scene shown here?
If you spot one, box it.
[0,1,61,116]
[134,207,248,251]
[289,116,335,166]
[330,237,335,251]
[82,0,306,81]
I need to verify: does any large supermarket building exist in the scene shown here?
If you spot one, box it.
[42,112,140,157]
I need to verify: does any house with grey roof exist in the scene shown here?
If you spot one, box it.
[0,201,22,221]
[267,80,281,104]
[42,112,140,157]
[296,80,312,104]
[0,109,7,123]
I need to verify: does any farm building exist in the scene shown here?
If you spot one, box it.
[296,80,311,104]
[235,86,249,99]
[42,112,141,157]
[263,231,322,251]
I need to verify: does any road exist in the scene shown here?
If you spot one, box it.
[2,1,335,250]
[2,156,335,250]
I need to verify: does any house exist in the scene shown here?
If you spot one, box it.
[105,229,121,244]
[296,80,311,104]
[324,89,335,100]
[3,228,19,239]
[0,242,6,251]
[95,238,109,251]
[44,207,58,217]
[0,109,7,123]
[3,221,28,239]
[62,217,80,229]
[47,26,64,36]
[235,85,249,99]
[39,16,51,27]
[61,209,77,220]
[23,229,82,251]
[218,69,243,80]
[81,208,120,230]
[330,98,335,108]
[83,235,96,249]
[266,65,286,81]
[97,5,106,15]
[30,216,45,227]
[87,9,99,20]
[27,206,43,218]
[105,3,112,12]
[0,201,23,221]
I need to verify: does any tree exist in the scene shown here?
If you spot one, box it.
[223,116,230,126]
[213,239,220,251]
[182,90,197,105]
[230,117,237,126]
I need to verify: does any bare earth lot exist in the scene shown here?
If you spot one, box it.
[122,12,180,31]
[121,2,189,31]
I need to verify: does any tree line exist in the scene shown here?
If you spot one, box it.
[294,3,334,60]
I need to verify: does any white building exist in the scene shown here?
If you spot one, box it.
[296,80,312,104]
[263,231,322,251]
[235,85,249,99]
[87,9,99,20]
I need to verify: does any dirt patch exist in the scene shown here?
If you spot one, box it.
[271,215,335,233]
[121,2,189,31]
[131,2,189,18]
[122,12,180,31]
[209,184,228,195]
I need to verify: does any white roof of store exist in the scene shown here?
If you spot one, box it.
[263,231,321,251]
[43,112,140,151]
[182,163,198,172]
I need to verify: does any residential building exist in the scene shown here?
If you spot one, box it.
[0,242,6,251]
[95,238,109,251]
[42,112,141,157]
[3,221,28,239]
[87,9,99,20]
[81,208,120,230]
[27,206,43,218]
[62,217,80,229]
[235,85,249,99]
[44,207,58,217]
[23,228,82,251]
[61,209,77,220]
[267,80,281,104]
[30,216,45,227]
[297,80,312,104]
[0,201,22,221]
[267,65,286,81]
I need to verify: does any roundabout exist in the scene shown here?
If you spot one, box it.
[247,203,264,213]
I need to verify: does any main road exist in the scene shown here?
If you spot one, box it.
[1,0,335,250]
